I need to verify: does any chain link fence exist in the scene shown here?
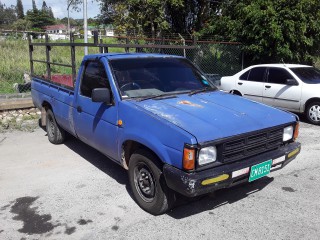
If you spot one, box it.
[0,30,243,94]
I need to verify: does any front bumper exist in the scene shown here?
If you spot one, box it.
[163,142,301,197]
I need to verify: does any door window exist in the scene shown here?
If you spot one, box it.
[80,61,110,98]
[247,67,266,82]
[239,70,250,80]
[268,68,293,84]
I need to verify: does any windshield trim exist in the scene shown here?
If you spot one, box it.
[109,57,216,100]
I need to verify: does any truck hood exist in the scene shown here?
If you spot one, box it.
[132,91,296,143]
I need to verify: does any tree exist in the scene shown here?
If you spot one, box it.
[100,0,184,38]
[11,19,32,31]
[26,5,55,31]
[48,7,54,18]
[42,1,48,12]
[16,0,24,19]
[203,0,320,64]
[32,0,37,11]
[57,17,79,27]
[0,1,17,27]
[99,0,223,37]
[166,0,221,35]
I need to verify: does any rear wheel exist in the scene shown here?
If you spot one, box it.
[46,109,66,144]
[306,101,320,125]
[128,149,175,215]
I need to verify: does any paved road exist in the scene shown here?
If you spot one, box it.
[0,120,319,240]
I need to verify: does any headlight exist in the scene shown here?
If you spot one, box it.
[283,126,294,142]
[198,146,217,165]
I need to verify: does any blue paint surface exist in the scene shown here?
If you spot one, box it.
[132,91,296,143]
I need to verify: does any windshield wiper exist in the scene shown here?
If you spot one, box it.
[188,86,217,96]
[137,93,177,102]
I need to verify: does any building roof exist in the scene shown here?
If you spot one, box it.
[44,24,67,31]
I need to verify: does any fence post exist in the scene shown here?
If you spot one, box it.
[45,34,51,81]
[241,51,244,70]
[93,31,98,45]
[160,34,164,54]
[125,36,129,53]
[27,33,34,76]
[99,38,103,53]
[192,35,198,64]
[70,32,76,85]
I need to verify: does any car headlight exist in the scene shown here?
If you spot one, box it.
[198,146,217,165]
[283,126,294,142]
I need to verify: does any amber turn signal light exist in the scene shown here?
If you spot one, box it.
[294,122,299,140]
[183,148,195,171]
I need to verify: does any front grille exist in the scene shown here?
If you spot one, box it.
[219,127,284,163]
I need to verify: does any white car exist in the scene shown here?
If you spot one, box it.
[220,64,320,125]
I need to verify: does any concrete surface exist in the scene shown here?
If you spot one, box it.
[0,94,34,111]
[0,120,319,240]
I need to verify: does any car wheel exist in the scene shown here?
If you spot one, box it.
[128,149,175,215]
[46,109,66,144]
[306,101,320,125]
[230,90,242,96]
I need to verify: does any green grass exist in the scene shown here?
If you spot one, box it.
[0,37,127,94]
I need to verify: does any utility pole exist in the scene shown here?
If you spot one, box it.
[67,0,74,35]
[178,33,186,58]
[84,0,88,55]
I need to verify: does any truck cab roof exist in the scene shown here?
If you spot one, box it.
[82,53,184,61]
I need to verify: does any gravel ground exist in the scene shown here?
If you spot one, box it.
[0,108,40,132]
[0,118,319,240]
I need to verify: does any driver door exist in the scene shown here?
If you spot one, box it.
[73,60,119,160]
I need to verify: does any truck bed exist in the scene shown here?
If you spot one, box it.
[31,77,76,136]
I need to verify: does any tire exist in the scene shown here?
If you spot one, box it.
[46,109,66,144]
[128,149,175,215]
[305,101,320,125]
[230,90,241,96]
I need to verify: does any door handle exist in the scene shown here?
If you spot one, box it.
[77,106,82,113]
[265,85,271,89]
[238,82,243,85]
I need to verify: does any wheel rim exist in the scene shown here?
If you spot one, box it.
[133,162,155,203]
[47,115,55,138]
[308,104,320,122]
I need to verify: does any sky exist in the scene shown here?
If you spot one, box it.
[4,0,101,19]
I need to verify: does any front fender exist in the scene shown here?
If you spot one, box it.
[118,130,182,168]
[118,101,197,169]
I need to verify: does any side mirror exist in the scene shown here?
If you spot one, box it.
[92,88,111,104]
[286,79,298,86]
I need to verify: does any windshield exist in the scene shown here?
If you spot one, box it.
[290,67,320,84]
[109,57,215,98]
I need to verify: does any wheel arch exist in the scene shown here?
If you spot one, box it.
[304,98,320,112]
[121,140,164,171]
[230,89,242,96]
[40,101,52,126]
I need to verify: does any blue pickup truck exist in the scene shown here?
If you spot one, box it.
[32,53,301,215]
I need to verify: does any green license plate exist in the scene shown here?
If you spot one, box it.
[249,159,273,182]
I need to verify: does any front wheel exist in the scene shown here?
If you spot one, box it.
[46,109,66,144]
[128,149,175,215]
[306,101,320,125]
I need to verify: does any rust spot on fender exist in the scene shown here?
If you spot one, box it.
[178,100,203,108]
